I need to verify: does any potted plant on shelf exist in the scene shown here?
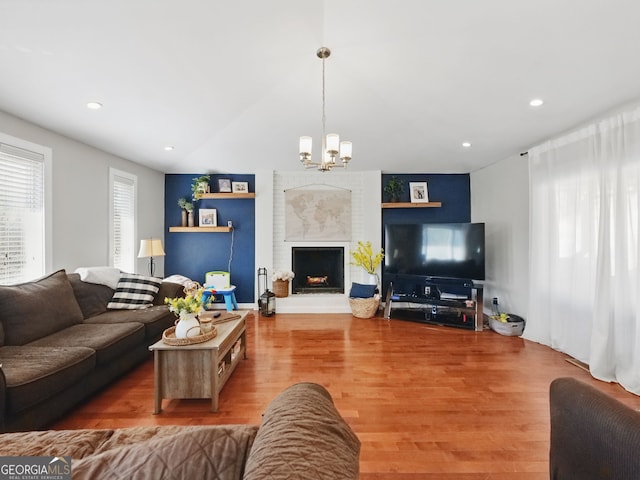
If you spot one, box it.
[350,241,384,285]
[177,198,191,226]
[178,197,195,227]
[191,175,211,202]
[384,176,404,202]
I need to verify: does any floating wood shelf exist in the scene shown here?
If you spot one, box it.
[381,201,442,209]
[169,226,233,233]
[199,193,255,199]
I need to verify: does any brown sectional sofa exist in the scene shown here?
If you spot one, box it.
[0,382,361,479]
[0,269,183,433]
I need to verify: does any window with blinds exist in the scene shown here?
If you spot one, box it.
[110,168,137,273]
[0,142,46,284]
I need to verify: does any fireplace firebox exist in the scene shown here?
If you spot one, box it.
[291,247,344,294]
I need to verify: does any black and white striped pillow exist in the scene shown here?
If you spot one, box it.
[107,273,162,309]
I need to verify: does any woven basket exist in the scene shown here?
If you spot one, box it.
[273,279,289,298]
[349,296,380,318]
[162,325,218,346]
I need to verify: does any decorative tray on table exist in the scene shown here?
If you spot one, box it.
[162,325,218,346]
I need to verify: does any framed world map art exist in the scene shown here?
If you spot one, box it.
[284,189,352,241]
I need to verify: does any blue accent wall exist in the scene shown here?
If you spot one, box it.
[164,174,255,304]
[380,173,472,296]
[381,173,470,226]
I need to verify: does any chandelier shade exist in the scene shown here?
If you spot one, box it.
[299,47,352,172]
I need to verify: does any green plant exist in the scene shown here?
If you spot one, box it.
[184,201,194,212]
[350,241,384,275]
[384,176,404,202]
[164,281,209,316]
[191,175,211,201]
[177,197,194,212]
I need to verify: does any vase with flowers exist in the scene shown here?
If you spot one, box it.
[165,281,209,338]
[350,241,384,286]
[271,270,295,298]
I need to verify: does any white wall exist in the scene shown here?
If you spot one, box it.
[256,169,382,313]
[0,110,166,277]
[470,154,529,318]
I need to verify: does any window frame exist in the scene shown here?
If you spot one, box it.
[0,132,52,283]
[108,167,138,272]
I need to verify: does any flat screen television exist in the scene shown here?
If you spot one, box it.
[384,222,485,281]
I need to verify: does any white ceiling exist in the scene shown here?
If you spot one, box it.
[2,0,640,174]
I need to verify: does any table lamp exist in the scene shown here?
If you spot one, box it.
[138,238,165,277]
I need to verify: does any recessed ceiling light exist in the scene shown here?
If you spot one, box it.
[164,146,174,151]
[529,98,544,107]
[86,102,103,110]
[462,142,472,148]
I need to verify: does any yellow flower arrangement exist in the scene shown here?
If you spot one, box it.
[165,281,209,317]
[350,241,384,275]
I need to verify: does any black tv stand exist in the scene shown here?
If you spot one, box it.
[383,278,484,331]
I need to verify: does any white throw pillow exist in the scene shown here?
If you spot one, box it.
[162,274,193,287]
[75,266,121,290]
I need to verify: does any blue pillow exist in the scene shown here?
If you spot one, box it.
[349,282,377,298]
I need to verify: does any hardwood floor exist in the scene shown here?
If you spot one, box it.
[54,312,640,479]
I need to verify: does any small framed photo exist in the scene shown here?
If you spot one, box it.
[218,178,232,193]
[199,208,218,227]
[409,182,429,203]
[232,181,249,193]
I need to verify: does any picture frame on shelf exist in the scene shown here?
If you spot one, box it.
[232,181,249,193]
[199,208,218,227]
[218,178,232,193]
[409,182,429,203]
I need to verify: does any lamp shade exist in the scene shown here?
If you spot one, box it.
[326,133,340,153]
[339,141,352,159]
[299,136,312,155]
[138,239,165,258]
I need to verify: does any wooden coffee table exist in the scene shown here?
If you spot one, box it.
[149,310,247,413]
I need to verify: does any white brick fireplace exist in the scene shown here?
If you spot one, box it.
[255,169,382,313]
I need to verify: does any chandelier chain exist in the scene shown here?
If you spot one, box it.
[298,46,352,171]
[321,56,326,140]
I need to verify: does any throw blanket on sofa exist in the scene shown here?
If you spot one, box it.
[0,383,361,480]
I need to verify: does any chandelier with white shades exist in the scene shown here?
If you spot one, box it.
[299,47,352,172]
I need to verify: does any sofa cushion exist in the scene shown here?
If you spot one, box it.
[154,281,185,306]
[0,270,84,345]
[107,273,162,310]
[68,273,115,319]
[91,425,228,455]
[0,345,95,414]
[73,425,258,480]
[83,306,175,342]
[0,428,114,459]
[243,382,361,480]
[27,322,145,366]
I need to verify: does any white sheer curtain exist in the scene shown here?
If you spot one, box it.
[526,105,640,395]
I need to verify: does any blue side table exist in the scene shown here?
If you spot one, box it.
[202,285,238,312]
